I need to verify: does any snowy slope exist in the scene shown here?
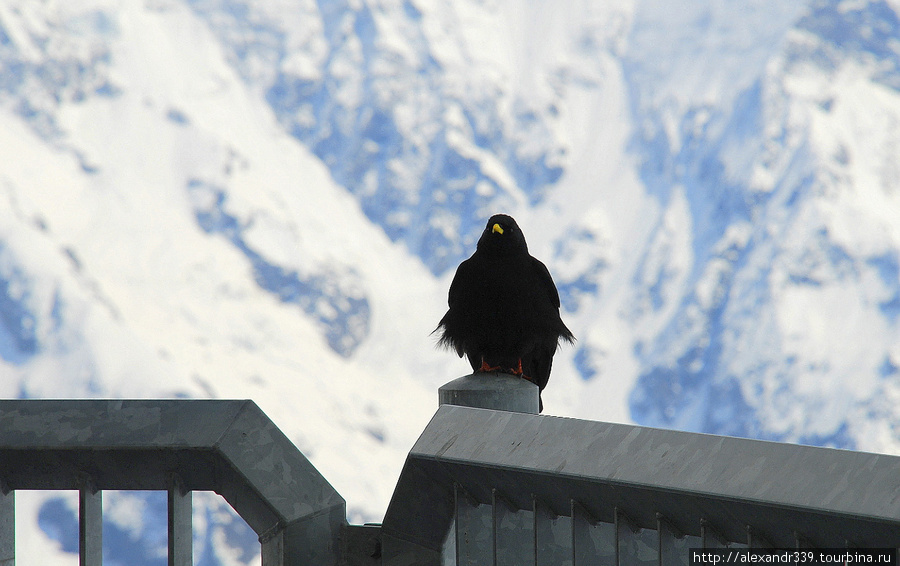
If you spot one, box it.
[1,0,900,563]
[0,1,443,561]
[623,0,900,451]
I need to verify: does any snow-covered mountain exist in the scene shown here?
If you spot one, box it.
[1,0,899,562]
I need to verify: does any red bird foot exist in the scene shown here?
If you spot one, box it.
[510,360,534,383]
[477,358,535,384]
[509,360,536,384]
[478,359,503,372]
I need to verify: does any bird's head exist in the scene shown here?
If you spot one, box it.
[477,214,528,255]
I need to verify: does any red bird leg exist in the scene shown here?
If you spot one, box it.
[479,357,502,372]
[513,359,536,384]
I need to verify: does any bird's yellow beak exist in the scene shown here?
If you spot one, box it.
[492,223,504,235]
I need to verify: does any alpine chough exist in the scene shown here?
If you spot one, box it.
[435,214,575,411]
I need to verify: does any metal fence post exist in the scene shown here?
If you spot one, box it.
[0,400,349,565]
[168,474,192,566]
[439,373,539,414]
[0,479,12,566]
[261,528,285,566]
[79,476,102,566]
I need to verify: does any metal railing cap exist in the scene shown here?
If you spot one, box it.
[384,404,900,549]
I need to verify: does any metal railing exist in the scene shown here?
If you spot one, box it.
[3,378,900,566]
[381,403,900,565]
[0,399,377,566]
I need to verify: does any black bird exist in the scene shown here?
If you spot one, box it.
[435,214,575,411]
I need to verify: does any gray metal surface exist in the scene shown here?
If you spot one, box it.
[439,373,539,414]
[534,499,570,566]
[455,485,491,566]
[6,391,900,565]
[495,490,533,566]
[571,503,614,566]
[382,404,900,563]
[341,524,383,566]
[0,399,347,566]
[658,518,698,566]
[0,487,12,566]
[168,475,192,566]
[616,511,655,566]
[79,485,102,566]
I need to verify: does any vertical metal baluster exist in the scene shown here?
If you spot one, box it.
[657,515,675,566]
[260,527,285,566]
[746,525,772,548]
[700,519,726,549]
[658,514,694,566]
[0,479,13,566]
[168,474,192,566]
[570,501,582,566]
[533,497,550,566]
[615,507,637,566]
[615,508,641,566]
[79,477,102,566]
[614,508,626,566]
[455,483,465,566]
[492,490,499,566]
[443,517,458,566]
[794,531,812,549]
[571,501,593,566]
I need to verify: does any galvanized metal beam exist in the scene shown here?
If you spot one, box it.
[0,399,347,566]
[382,404,900,558]
[341,524,383,566]
[261,528,284,566]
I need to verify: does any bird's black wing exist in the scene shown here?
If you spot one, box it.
[531,256,575,344]
[437,256,476,357]
[531,257,561,309]
[446,257,470,309]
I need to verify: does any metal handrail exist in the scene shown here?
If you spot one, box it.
[0,399,347,565]
[5,394,900,566]
[382,405,900,564]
